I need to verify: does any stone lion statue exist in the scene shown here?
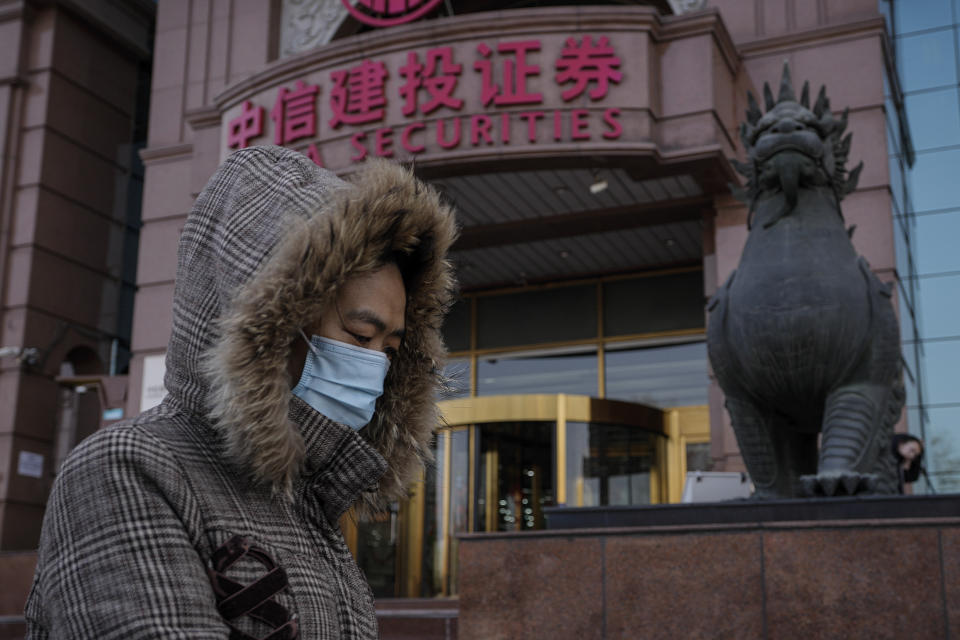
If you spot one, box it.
[707,63,903,498]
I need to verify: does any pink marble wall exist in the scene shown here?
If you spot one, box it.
[460,519,957,639]
[0,3,153,550]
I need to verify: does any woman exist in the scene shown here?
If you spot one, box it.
[891,433,924,494]
[25,146,457,639]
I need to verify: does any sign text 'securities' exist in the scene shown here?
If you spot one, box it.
[226,37,624,167]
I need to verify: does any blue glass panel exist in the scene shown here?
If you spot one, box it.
[909,148,960,212]
[905,406,924,432]
[921,337,960,404]
[898,30,957,92]
[885,110,900,157]
[905,358,920,408]
[895,0,952,35]
[889,155,905,215]
[905,88,960,151]
[914,210,960,274]
[605,341,708,408]
[923,405,960,493]
[903,340,920,382]
[879,0,892,33]
[899,289,918,344]
[894,198,913,279]
[477,349,598,396]
[917,275,960,339]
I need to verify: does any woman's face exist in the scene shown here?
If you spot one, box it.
[898,440,922,464]
[287,263,406,386]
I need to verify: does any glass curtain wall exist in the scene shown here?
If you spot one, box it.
[444,267,709,403]
[881,0,960,492]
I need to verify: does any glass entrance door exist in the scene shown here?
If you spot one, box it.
[345,394,708,598]
[476,421,554,532]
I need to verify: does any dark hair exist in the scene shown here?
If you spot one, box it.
[382,234,433,295]
[891,433,923,456]
[891,433,924,484]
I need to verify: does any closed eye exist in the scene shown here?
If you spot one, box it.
[348,331,372,346]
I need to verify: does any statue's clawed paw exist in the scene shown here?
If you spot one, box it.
[799,471,878,497]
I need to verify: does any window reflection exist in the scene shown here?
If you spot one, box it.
[605,341,708,408]
[915,210,960,275]
[447,430,469,594]
[894,0,952,35]
[477,348,598,396]
[565,422,656,507]
[686,442,714,473]
[477,422,554,531]
[476,285,597,349]
[921,340,960,405]
[918,275,960,340]
[898,30,956,93]
[427,432,444,596]
[905,89,960,152]
[889,155,905,215]
[924,406,960,493]
[355,503,399,598]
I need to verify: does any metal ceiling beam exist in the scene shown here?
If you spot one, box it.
[453,195,712,251]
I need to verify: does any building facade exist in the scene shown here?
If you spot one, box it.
[117,0,915,599]
[0,0,154,551]
[0,0,933,609]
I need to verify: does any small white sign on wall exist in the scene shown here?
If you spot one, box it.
[17,451,44,479]
[140,354,168,412]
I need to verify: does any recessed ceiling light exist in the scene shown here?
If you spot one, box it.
[589,171,608,195]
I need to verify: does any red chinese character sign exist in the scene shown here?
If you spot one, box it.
[271,80,320,145]
[475,41,543,106]
[329,60,389,128]
[399,48,464,116]
[555,36,623,101]
[222,33,628,168]
[227,101,264,149]
[341,0,443,27]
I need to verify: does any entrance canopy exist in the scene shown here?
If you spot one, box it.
[434,166,707,288]
[212,6,748,289]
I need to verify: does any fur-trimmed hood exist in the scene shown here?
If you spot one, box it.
[163,146,457,510]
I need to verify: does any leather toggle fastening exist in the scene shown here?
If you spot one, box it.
[207,535,300,640]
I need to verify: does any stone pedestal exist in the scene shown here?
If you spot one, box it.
[458,496,960,639]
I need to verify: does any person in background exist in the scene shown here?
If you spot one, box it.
[892,433,925,494]
[26,146,458,639]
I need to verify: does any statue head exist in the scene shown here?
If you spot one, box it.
[732,62,863,226]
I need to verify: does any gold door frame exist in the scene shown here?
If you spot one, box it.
[663,405,711,504]
[438,394,667,505]
[343,395,709,597]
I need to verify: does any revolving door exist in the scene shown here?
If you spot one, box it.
[346,394,708,598]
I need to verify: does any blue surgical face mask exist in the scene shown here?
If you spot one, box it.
[291,329,390,430]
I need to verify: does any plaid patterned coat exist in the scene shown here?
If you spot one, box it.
[25,147,458,639]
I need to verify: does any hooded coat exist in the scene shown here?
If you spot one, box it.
[25,146,458,639]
